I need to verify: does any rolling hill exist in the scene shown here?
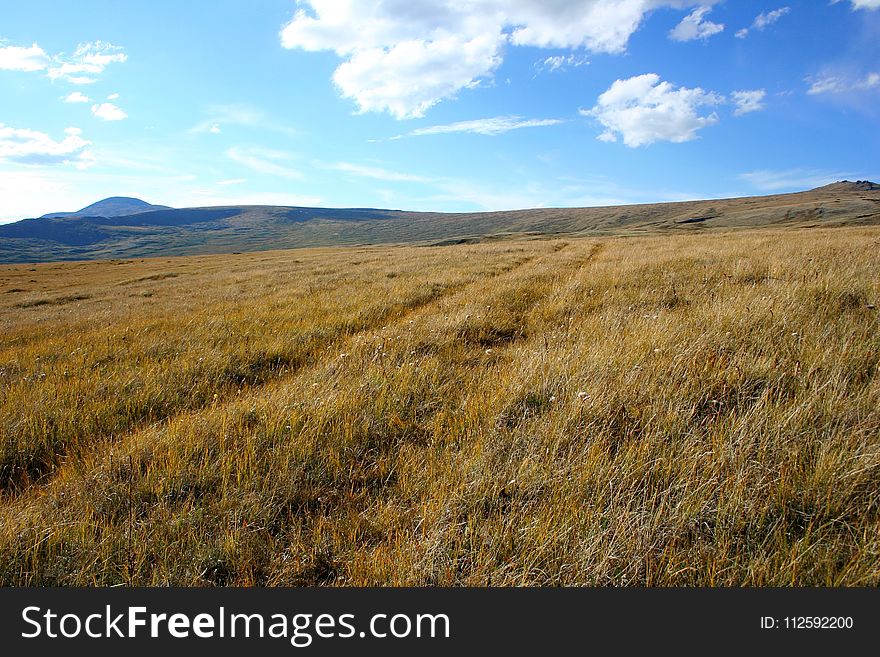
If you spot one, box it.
[40,196,171,219]
[1,182,878,264]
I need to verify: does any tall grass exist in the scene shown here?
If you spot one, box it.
[0,228,877,585]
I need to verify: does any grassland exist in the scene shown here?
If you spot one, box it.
[0,226,878,585]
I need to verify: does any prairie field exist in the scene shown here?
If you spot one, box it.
[0,226,878,586]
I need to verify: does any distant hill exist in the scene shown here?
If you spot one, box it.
[1,182,878,264]
[41,197,171,219]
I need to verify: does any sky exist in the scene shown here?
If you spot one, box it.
[0,0,878,223]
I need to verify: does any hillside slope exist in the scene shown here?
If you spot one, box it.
[1,182,878,263]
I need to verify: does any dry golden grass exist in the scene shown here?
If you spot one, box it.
[0,227,878,586]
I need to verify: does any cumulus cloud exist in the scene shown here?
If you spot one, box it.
[48,41,127,84]
[736,6,790,39]
[331,32,505,119]
[0,43,50,71]
[583,73,721,147]
[394,115,563,139]
[669,6,724,42]
[91,102,128,121]
[63,91,91,103]
[731,89,766,115]
[807,71,880,95]
[0,124,93,168]
[280,1,719,118]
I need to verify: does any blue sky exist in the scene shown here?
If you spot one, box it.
[0,0,878,222]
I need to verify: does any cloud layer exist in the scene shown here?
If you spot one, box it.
[280,1,717,118]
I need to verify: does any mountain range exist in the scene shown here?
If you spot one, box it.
[1,182,878,264]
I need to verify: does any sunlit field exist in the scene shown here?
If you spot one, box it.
[1,226,878,585]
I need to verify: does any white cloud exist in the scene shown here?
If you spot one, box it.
[106,92,120,100]
[669,6,724,42]
[583,73,721,147]
[739,168,854,191]
[535,53,589,74]
[280,1,719,119]
[226,147,303,180]
[48,41,126,84]
[0,124,93,167]
[731,89,766,115]
[0,43,50,71]
[189,104,298,136]
[91,102,128,121]
[737,6,790,38]
[63,91,91,103]
[394,115,563,139]
[832,0,880,10]
[217,178,246,186]
[331,33,505,119]
[807,72,880,95]
[332,161,431,183]
[753,7,791,29]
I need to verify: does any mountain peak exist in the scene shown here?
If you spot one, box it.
[41,197,171,219]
